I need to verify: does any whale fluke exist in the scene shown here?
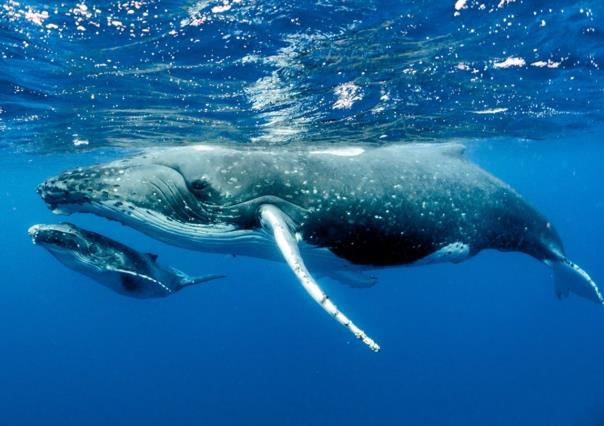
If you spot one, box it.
[180,274,226,288]
[260,204,381,352]
[549,259,604,305]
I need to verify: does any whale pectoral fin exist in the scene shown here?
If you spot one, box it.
[548,259,604,305]
[259,204,380,352]
[146,253,159,262]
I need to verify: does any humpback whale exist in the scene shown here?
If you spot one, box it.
[37,143,603,350]
[28,222,224,298]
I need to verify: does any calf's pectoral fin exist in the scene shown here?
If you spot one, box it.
[545,259,604,305]
[259,204,380,352]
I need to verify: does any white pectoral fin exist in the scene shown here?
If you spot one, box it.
[547,258,604,305]
[259,204,380,352]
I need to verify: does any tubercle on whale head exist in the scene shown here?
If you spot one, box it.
[37,179,90,214]
[35,154,257,241]
[35,147,311,249]
[40,162,186,213]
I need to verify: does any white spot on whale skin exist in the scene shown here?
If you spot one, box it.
[309,147,365,157]
[51,207,73,215]
[414,242,470,265]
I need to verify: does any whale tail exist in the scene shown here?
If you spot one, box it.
[180,274,225,288]
[547,258,604,305]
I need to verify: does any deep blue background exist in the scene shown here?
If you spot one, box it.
[1,136,603,425]
[2,0,604,424]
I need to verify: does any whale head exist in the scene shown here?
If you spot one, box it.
[36,146,304,247]
[28,222,105,268]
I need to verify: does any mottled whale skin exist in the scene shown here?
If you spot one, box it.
[36,144,568,265]
[28,222,224,299]
[37,143,603,350]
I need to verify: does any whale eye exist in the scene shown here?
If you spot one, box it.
[191,179,208,191]
[189,178,219,202]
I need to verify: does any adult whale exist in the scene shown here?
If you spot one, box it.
[37,143,603,350]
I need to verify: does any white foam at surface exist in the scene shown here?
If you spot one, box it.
[454,0,467,11]
[493,57,526,69]
[211,4,231,13]
[332,82,363,110]
[24,7,49,25]
[497,0,515,8]
[181,0,242,27]
[471,107,508,114]
[530,60,560,69]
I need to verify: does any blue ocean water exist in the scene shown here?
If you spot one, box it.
[1,1,604,425]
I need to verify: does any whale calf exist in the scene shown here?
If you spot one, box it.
[37,143,603,350]
[28,223,224,298]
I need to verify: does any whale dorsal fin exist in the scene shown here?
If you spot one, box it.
[146,253,159,262]
[437,143,466,158]
[259,204,380,352]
